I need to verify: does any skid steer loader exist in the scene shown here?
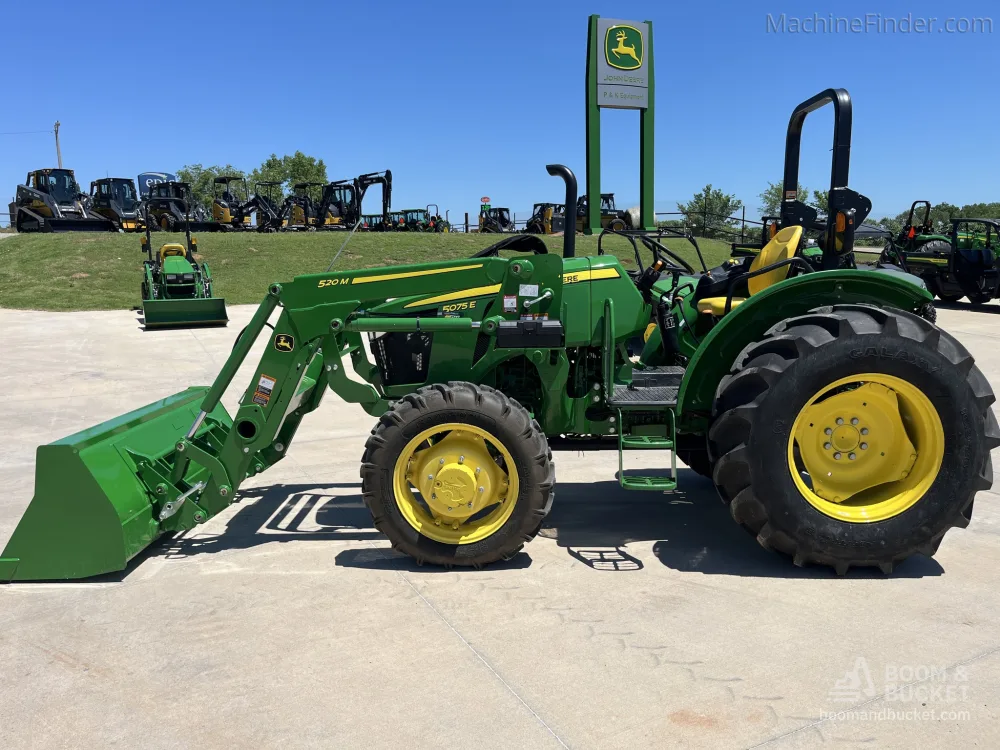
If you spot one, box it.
[9,168,115,232]
[138,198,228,328]
[89,177,144,232]
[2,90,997,582]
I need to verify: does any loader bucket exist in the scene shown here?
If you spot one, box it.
[0,387,233,581]
[142,297,229,328]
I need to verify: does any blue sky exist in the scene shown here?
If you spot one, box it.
[2,0,995,224]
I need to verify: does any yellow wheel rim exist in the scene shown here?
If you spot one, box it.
[787,373,944,523]
[392,423,519,544]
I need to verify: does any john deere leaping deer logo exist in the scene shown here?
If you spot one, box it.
[605,25,643,71]
[273,333,295,352]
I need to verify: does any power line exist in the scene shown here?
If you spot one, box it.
[0,129,54,135]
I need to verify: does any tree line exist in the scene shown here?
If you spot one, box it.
[176,151,328,211]
[671,180,997,240]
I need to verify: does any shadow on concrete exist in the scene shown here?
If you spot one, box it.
[155,483,381,559]
[334,548,532,572]
[934,300,1000,315]
[543,475,944,579]
[153,482,533,574]
[134,475,943,580]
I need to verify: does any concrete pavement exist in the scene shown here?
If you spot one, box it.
[1,302,998,749]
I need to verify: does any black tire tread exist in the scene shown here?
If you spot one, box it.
[710,304,999,574]
[360,381,555,567]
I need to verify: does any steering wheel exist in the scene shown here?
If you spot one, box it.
[472,235,548,258]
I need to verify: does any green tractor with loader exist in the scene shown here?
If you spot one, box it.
[1,91,997,582]
[138,198,228,329]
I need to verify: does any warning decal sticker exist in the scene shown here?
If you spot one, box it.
[252,374,277,406]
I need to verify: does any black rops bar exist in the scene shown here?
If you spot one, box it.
[780,88,871,268]
[546,164,577,258]
[782,88,853,203]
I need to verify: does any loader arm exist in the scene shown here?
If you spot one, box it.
[0,252,574,580]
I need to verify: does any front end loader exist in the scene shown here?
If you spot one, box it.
[139,199,228,328]
[2,155,996,581]
[9,169,115,232]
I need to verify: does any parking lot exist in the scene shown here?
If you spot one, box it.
[2,303,998,749]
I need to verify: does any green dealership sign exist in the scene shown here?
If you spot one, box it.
[585,15,655,232]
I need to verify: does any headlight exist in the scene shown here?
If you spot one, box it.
[166,274,178,282]
[182,273,195,281]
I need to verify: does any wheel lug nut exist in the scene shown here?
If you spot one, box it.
[824,442,832,450]
[475,467,481,475]
[834,452,842,460]
[439,458,445,464]
[860,442,868,450]
[478,486,484,493]
[824,428,833,435]
[458,455,465,464]
[848,453,857,460]
[447,506,453,511]
[836,418,844,425]
[427,474,434,480]
[861,428,869,435]
[467,502,473,508]
[851,417,859,425]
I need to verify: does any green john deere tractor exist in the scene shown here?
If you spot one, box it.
[2,84,998,580]
[882,212,1000,304]
[138,198,228,328]
[2,143,997,581]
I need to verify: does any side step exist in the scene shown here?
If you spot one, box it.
[617,410,677,492]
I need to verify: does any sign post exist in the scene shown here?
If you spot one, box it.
[585,15,655,233]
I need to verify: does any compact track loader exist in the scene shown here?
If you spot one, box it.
[138,199,228,328]
[2,91,997,582]
[9,169,115,232]
[89,177,144,232]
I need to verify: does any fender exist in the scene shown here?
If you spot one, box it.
[675,269,933,422]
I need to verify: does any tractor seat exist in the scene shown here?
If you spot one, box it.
[159,244,186,262]
[696,226,803,316]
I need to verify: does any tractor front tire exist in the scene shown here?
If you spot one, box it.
[709,304,999,574]
[361,382,555,568]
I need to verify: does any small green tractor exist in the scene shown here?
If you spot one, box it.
[883,213,1000,304]
[1,91,996,582]
[138,198,228,328]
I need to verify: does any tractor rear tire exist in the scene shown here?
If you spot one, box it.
[361,382,555,568]
[709,304,999,574]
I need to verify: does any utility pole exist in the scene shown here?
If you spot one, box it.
[54,121,62,168]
